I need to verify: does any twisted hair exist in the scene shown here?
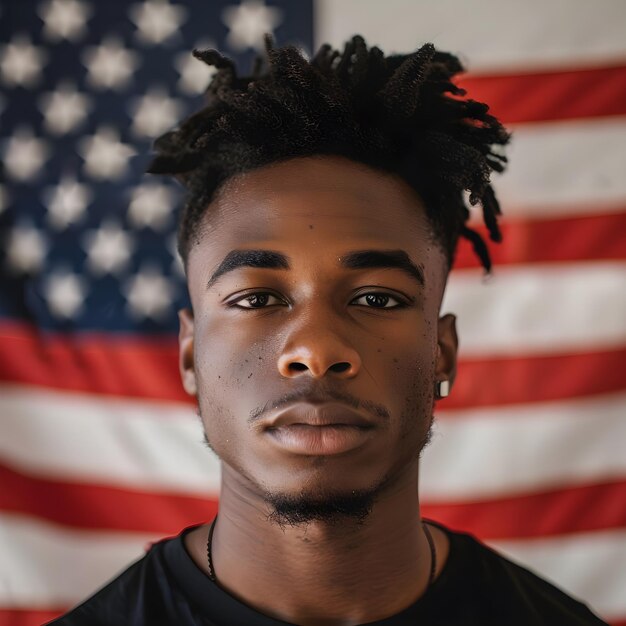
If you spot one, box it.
[147,35,510,271]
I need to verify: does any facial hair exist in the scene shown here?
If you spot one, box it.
[260,421,434,528]
[200,381,435,529]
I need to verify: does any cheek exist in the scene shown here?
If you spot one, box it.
[193,314,278,428]
[370,320,437,432]
[395,352,436,417]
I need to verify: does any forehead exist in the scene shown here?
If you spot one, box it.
[197,156,436,250]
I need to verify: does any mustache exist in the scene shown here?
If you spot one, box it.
[248,385,390,424]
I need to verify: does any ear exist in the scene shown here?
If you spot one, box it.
[178,308,197,396]
[436,313,458,392]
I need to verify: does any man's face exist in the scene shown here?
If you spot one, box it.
[180,156,456,519]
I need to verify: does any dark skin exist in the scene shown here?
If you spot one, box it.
[179,155,457,626]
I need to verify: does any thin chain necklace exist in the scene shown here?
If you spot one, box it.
[206,515,218,582]
[206,515,437,589]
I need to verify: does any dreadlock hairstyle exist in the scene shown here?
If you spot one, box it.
[147,35,510,271]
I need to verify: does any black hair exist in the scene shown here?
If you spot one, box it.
[147,35,510,271]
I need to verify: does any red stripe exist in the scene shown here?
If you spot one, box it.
[0,321,187,403]
[0,465,626,539]
[423,480,626,540]
[458,63,626,124]
[0,462,216,536]
[443,348,626,410]
[3,461,625,540]
[1,321,625,409]
[453,211,626,269]
[0,609,67,626]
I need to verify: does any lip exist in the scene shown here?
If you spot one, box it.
[263,402,376,455]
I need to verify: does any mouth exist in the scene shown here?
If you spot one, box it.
[262,402,376,456]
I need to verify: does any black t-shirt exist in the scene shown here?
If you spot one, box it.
[47,522,607,626]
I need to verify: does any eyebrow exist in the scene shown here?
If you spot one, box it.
[340,250,425,287]
[207,250,289,288]
[207,248,425,289]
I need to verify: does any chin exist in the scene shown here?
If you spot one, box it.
[263,486,376,527]
[259,463,404,528]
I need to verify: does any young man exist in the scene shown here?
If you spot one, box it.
[49,36,607,625]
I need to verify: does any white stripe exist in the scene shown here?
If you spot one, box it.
[0,384,220,494]
[315,0,626,72]
[442,262,626,357]
[490,529,626,619]
[493,119,626,212]
[3,385,625,508]
[0,513,155,607]
[469,202,626,223]
[421,393,626,500]
[465,117,626,221]
[1,513,624,621]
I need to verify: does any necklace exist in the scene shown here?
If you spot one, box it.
[206,515,218,582]
[207,516,437,589]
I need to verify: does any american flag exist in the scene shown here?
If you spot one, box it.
[1,1,625,624]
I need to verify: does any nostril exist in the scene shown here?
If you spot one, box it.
[289,362,308,372]
[329,362,351,373]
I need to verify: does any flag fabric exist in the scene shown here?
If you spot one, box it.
[1,1,625,624]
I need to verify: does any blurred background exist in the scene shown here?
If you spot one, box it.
[1,0,625,624]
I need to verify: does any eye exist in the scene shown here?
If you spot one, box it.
[231,292,285,309]
[350,292,404,309]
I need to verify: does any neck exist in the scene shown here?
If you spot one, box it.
[205,462,439,626]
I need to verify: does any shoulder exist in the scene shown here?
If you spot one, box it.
[44,534,184,626]
[433,524,608,625]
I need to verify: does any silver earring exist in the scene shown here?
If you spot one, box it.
[436,380,450,399]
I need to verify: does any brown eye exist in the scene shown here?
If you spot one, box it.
[351,293,403,309]
[233,293,283,309]
[247,294,269,308]
[366,294,389,307]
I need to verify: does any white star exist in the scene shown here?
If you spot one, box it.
[38,0,92,42]
[129,0,187,45]
[128,182,176,230]
[82,220,134,275]
[0,34,47,87]
[222,0,282,51]
[3,127,49,181]
[129,86,183,138]
[82,36,140,90]
[124,266,176,320]
[5,224,48,274]
[43,176,92,229]
[78,126,135,180]
[39,82,92,135]
[44,269,87,319]
[175,42,217,95]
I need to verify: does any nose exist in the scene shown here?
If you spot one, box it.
[277,323,362,379]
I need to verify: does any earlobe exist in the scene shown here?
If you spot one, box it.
[178,308,197,396]
[436,313,458,395]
